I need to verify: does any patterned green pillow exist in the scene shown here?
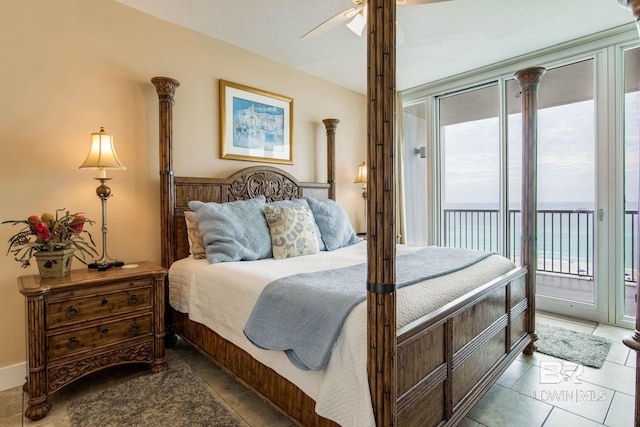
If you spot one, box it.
[264,205,320,260]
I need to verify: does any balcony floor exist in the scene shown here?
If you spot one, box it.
[537,272,636,318]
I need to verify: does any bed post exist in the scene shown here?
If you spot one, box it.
[367,0,397,425]
[322,118,339,200]
[619,3,640,426]
[151,77,180,269]
[514,67,545,355]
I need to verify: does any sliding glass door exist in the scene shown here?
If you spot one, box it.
[513,59,602,320]
[434,61,603,321]
[402,34,640,326]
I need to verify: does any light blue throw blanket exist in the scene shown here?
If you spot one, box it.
[243,246,494,371]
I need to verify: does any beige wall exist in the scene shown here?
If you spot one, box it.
[0,0,366,377]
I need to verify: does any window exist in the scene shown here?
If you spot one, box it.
[401,27,640,325]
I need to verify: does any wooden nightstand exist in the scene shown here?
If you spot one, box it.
[18,261,168,421]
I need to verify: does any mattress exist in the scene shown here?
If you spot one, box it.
[168,241,516,426]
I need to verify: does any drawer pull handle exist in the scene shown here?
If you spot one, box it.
[101,298,108,306]
[128,323,140,335]
[128,295,139,305]
[66,337,80,350]
[101,328,109,335]
[65,305,79,318]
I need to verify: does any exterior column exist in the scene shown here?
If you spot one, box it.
[618,2,640,425]
[514,66,545,355]
[367,0,397,425]
[151,77,180,268]
[322,118,339,201]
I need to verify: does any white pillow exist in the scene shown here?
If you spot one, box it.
[184,211,206,260]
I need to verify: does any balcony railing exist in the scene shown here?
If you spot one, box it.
[443,208,638,281]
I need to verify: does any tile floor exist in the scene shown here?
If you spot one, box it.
[0,311,635,427]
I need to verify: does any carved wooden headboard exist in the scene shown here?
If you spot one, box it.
[151,76,340,267]
[171,166,331,262]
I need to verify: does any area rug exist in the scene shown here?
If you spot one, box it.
[68,365,241,427]
[535,323,612,368]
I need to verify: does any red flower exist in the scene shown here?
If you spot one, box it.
[34,222,51,242]
[69,215,85,233]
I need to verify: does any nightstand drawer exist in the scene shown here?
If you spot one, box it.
[48,314,152,359]
[47,283,152,328]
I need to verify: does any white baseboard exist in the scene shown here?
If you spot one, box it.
[0,362,26,392]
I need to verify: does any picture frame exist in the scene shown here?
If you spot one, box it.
[220,80,293,164]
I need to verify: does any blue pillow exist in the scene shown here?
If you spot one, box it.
[189,196,272,263]
[305,197,362,251]
[267,199,326,251]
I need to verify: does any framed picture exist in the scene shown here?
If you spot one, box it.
[220,80,293,164]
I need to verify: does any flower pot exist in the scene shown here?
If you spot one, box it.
[34,248,75,278]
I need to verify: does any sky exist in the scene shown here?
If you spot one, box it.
[442,95,640,210]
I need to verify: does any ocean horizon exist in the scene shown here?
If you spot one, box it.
[443,201,639,211]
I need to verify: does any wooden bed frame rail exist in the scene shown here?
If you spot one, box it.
[151,2,543,423]
[396,267,528,426]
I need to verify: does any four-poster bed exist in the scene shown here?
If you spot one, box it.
[150,1,544,425]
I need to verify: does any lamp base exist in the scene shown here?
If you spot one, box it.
[88,260,125,271]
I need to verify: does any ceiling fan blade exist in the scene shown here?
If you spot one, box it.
[303,0,439,41]
[301,7,360,39]
[346,4,367,37]
[396,0,451,5]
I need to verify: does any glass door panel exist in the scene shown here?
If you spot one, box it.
[509,59,598,312]
[506,78,522,263]
[623,46,640,319]
[538,60,596,305]
[438,84,501,253]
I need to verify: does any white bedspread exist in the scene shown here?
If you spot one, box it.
[168,241,516,427]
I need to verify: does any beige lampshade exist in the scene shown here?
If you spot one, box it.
[354,162,367,184]
[79,127,126,178]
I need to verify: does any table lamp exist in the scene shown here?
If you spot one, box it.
[354,161,368,229]
[79,127,126,271]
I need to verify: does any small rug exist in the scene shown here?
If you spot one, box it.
[535,323,612,368]
[68,365,241,427]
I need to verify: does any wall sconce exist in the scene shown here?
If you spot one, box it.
[414,146,427,158]
[79,127,126,271]
[354,161,367,229]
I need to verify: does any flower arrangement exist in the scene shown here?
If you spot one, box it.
[3,208,98,268]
